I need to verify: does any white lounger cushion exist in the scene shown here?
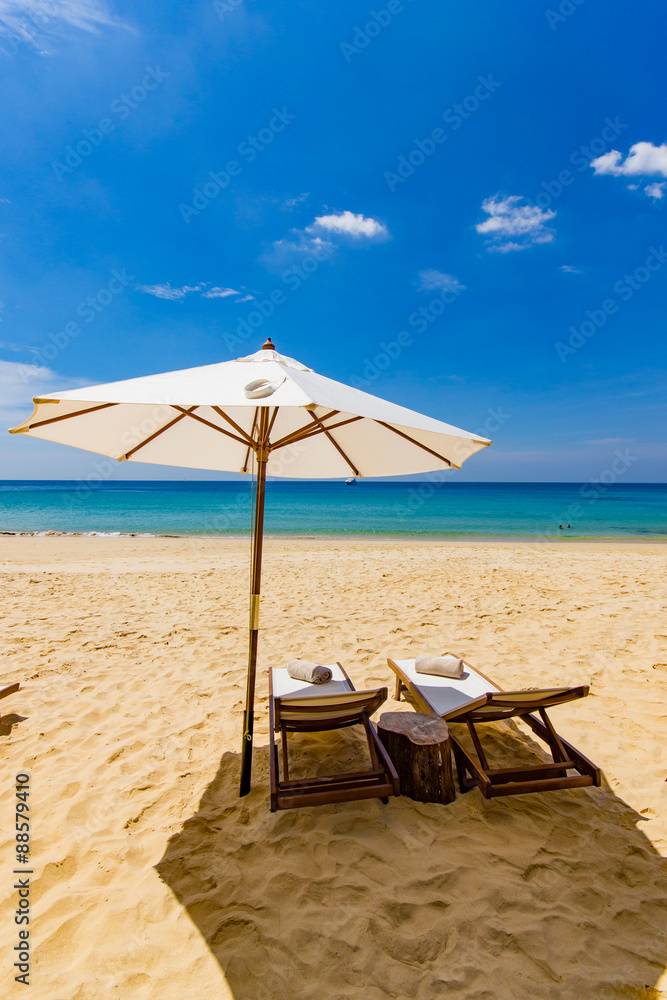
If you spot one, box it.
[272,664,353,700]
[391,657,501,719]
[272,666,386,723]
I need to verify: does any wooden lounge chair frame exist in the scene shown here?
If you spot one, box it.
[269,663,400,811]
[388,656,600,799]
[0,682,20,734]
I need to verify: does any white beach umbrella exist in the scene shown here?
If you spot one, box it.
[9,338,491,793]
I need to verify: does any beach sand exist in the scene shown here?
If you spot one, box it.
[1,535,666,1000]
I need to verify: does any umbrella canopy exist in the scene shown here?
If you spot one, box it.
[10,342,490,477]
[9,338,491,794]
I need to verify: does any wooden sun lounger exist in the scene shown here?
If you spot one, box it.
[269,663,400,811]
[387,656,600,798]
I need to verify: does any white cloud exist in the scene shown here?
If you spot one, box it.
[138,282,256,303]
[137,282,205,301]
[264,208,386,269]
[0,339,36,352]
[583,437,634,446]
[0,359,88,408]
[202,287,239,299]
[417,270,465,293]
[0,0,125,51]
[591,141,667,178]
[264,234,334,268]
[282,193,309,209]
[0,359,54,406]
[645,181,666,201]
[476,195,555,252]
[307,210,388,239]
[560,264,582,274]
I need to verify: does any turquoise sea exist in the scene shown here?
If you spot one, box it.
[0,481,665,540]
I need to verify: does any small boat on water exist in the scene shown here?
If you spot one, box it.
[345,477,357,485]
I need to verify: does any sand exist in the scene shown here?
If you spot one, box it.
[1,535,666,1000]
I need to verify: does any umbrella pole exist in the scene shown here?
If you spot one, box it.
[239,410,269,796]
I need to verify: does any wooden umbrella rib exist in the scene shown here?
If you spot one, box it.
[211,406,255,445]
[242,408,259,473]
[266,406,280,440]
[374,420,452,467]
[268,409,339,451]
[121,406,198,460]
[268,421,317,451]
[308,411,360,477]
[269,415,363,451]
[27,401,118,430]
[172,407,250,446]
[270,414,362,452]
[317,414,363,434]
[313,408,340,424]
[269,411,355,451]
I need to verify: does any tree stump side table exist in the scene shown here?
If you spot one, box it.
[378,712,455,804]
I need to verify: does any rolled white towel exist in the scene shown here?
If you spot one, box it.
[415,654,465,679]
[286,659,333,685]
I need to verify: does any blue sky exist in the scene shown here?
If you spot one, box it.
[0,0,665,482]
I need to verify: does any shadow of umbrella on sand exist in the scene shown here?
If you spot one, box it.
[9,338,491,796]
[156,741,667,1000]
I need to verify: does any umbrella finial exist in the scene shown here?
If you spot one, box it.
[261,338,275,351]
